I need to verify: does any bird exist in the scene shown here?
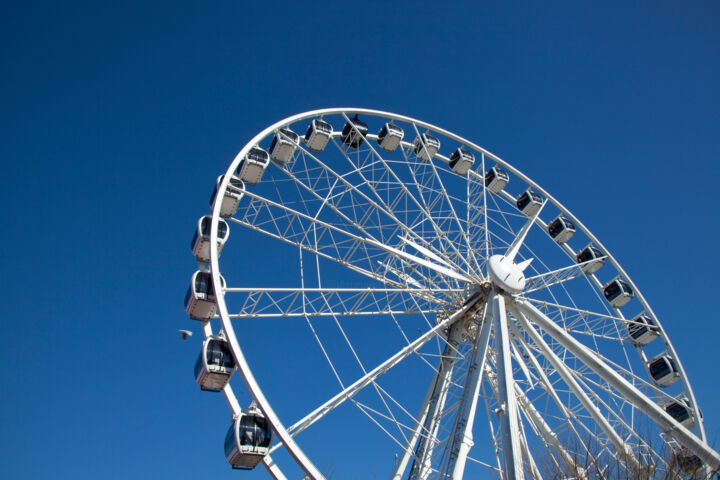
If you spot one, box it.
[179,329,193,340]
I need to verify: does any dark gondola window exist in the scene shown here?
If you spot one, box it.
[207,340,234,368]
[315,120,332,133]
[517,192,530,210]
[577,247,600,264]
[240,416,256,446]
[628,322,648,339]
[604,281,621,299]
[649,359,670,378]
[247,148,268,164]
[195,272,214,296]
[666,403,690,422]
[485,168,497,185]
[279,128,298,142]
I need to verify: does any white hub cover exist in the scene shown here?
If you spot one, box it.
[487,254,531,293]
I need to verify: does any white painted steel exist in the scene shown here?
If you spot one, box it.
[515,298,720,471]
[446,308,493,479]
[491,294,525,480]
[193,107,715,478]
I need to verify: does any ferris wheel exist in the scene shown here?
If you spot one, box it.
[184,108,719,479]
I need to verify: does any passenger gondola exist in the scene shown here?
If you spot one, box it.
[195,334,236,391]
[603,277,634,308]
[675,452,703,474]
[341,114,368,149]
[185,270,226,321]
[547,215,576,244]
[413,132,441,161]
[485,165,509,194]
[377,122,404,152]
[664,396,699,429]
[626,313,659,346]
[449,147,475,175]
[209,175,244,218]
[268,128,299,165]
[191,215,229,263]
[516,189,543,216]
[304,119,333,153]
[235,147,270,186]
[576,244,605,274]
[224,406,273,470]
[647,353,680,387]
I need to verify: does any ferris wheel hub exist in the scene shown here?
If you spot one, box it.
[487,254,528,294]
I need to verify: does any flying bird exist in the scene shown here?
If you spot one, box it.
[179,329,193,340]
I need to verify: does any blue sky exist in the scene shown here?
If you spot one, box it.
[1,1,718,478]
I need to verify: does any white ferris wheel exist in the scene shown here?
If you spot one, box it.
[185,108,719,479]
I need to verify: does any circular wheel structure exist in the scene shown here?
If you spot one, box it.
[188,108,719,479]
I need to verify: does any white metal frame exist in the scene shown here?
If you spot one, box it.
[191,108,717,479]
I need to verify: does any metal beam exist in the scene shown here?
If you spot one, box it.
[514,298,720,471]
[492,293,525,480]
[509,303,640,471]
[444,305,493,479]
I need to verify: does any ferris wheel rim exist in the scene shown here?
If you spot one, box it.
[202,107,712,478]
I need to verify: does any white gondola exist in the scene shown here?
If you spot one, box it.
[626,313,659,346]
[185,270,226,321]
[304,119,333,153]
[194,334,236,392]
[224,405,273,470]
[547,215,576,244]
[516,189,543,216]
[268,128,299,165]
[210,175,244,218]
[664,396,699,429]
[191,215,229,263]
[485,165,509,194]
[377,122,404,152]
[603,276,634,308]
[341,114,368,149]
[235,147,270,186]
[413,132,441,161]
[449,147,475,175]
[576,244,605,274]
[646,353,680,387]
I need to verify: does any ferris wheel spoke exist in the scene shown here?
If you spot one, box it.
[230,191,467,293]
[441,304,493,480]
[513,298,720,471]
[223,286,452,319]
[403,122,482,276]
[278,145,467,284]
[516,403,544,480]
[307,140,465,277]
[524,257,606,294]
[466,169,490,267]
[508,321,592,455]
[520,297,630,341]
[329,119,477,280]
[513,382,582,475]
[508,302,641,470]
[274,299,478,448]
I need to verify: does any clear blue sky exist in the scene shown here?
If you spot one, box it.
[1,1,718,478]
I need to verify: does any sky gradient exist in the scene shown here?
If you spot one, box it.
[1,1,718,478]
